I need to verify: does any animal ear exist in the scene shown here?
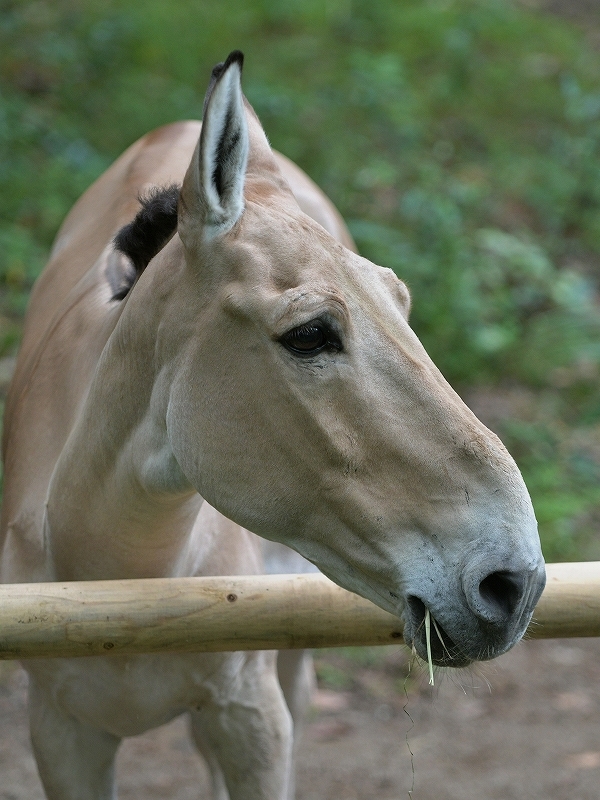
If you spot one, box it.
[180,51,249,239]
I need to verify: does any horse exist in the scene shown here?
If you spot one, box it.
[0,51,545,800]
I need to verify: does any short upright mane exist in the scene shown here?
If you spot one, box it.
[112,184,180,299]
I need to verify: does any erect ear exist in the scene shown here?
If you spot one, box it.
[179,51,249,240]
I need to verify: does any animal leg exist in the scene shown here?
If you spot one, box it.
[188,715,229,800]
[29,679,120,800]
[190,651,293,800]
[277,650,314,800]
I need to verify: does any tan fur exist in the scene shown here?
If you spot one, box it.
[0,60,544,800]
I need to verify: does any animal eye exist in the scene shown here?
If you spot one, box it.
[280,321,341,356]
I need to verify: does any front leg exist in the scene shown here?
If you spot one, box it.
[29,678,120,800]
[277,650,314,800]
[190,650,293,800]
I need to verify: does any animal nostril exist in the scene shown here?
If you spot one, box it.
[478,571,523,620]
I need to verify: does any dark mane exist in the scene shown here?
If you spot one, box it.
[112,184,180,300]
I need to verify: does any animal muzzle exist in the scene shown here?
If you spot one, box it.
[462,558,546,627]
[404,558,546,667]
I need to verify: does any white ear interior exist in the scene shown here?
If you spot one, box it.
[199,55,249,236]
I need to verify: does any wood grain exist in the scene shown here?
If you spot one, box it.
[0,563,598,659]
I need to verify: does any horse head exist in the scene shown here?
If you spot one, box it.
[120,52,545,667]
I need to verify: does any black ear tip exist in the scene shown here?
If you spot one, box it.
[225,50,244,70]
[204,51,245,118]
[209,51,244,84]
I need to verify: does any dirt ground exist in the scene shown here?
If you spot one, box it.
[1,636,600,800]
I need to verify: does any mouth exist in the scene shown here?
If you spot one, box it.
[405,596,473,668]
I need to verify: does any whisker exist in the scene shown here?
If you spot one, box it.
[431,615,453,661]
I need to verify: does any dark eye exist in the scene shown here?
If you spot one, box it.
[280,321,341,356]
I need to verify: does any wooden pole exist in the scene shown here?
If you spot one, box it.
[0,562,598,660]
[527,561,600,639]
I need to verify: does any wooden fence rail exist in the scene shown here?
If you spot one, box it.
[0,562,598,660]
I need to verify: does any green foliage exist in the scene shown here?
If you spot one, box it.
[502,408,600,562]
[314,660,354,691]
[314,645,412,693]
[2,0,600,558]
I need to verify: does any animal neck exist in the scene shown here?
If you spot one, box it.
[46,254,202,582]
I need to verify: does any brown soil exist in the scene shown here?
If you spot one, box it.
[2,637,600,799]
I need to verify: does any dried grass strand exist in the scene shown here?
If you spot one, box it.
[425,607,435,685]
